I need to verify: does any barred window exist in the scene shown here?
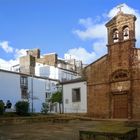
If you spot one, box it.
[72,88,81,102]
[20,76,28,87]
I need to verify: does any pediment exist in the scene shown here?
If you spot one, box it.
[106,13,136,27]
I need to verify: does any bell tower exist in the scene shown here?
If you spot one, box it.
[106,9,136,72]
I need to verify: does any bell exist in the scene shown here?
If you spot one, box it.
[124,31,128,37]
[113,34,118,40]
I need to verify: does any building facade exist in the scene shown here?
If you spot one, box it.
[35,62,78,82]
[19,49,83,81]
[84,11,140,119]
[61,78,87,113]
[0,69,58,112]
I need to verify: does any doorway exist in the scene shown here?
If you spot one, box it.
[113,93,128,118]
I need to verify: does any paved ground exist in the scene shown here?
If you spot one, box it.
[0,120,139,140]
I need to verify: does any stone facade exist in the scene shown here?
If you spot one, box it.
[20,55,35,75]
[37,53,57,66]
[84,12,140,119]
[20,49,83,75]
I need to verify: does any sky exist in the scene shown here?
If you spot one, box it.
[0,0,140,69]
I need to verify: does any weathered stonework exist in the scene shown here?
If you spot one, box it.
[84,12,140,119]
[20,55,35,75]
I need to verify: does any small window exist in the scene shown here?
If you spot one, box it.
[45,80,50,90]
[65,99,69,104]
[45,92,51,99]
[72,88,81,102]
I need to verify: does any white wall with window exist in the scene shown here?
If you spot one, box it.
[62,80,87,113]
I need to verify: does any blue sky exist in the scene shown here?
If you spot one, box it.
[0,0,140,68]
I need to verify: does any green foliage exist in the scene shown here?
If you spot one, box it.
[41,102,49,114]
[0,101,4,115]
[50,91,62,113]
[51,91,62,104]
[15,101,29,116]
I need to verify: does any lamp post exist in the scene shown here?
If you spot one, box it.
[31,74,34,113]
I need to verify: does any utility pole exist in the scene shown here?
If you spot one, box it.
[31,74,34,113]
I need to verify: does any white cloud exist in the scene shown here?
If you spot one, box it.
[79,17,94,28]
[0,58,19,70]
[73,16,107,40]
[0,41,13,53]
[0,41,27,70]
[15,49,27,59]
[74,24,107,40]
[64,47,96,64]
[92,39,107,57]
[69,3,140,64]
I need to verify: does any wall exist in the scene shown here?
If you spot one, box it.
[84,56,110,118]
[28,76,58,112]
[0,71,21,108]
[0,70,58,112]
[63,81,87,113]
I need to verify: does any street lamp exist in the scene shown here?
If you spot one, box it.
[31,74,34,113]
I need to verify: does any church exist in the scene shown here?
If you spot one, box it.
[84,9,140,119]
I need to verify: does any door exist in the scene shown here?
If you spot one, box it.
[113,93,128,118]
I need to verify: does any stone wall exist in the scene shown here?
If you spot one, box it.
[132,80,140,119]
[85,56,110,118]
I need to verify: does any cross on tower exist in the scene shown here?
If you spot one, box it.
[117,4,124,13]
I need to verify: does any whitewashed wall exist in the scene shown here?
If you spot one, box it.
[0,71,21,108]
[28,77,58,112]
[63,81,87,113]
[0,70,58,112]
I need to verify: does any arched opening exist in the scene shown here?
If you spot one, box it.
[123,26,129,40]
[112,29,119,43]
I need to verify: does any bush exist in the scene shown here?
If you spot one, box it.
[41,102,49,114]
[15,101,29,116]
[0,100,5,115]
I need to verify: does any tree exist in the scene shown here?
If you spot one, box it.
[50,91,62,114]
[41,102,49,114]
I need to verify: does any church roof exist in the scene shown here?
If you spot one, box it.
[60,77,86,85]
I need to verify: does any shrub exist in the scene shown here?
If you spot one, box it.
[0,100,5,115]
[41,102,49,114]
[15,101,29,116]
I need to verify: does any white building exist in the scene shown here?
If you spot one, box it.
[35,62,79,82]
[0,49,84,113]
[61,78,87,113]
[0,69,58,112]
